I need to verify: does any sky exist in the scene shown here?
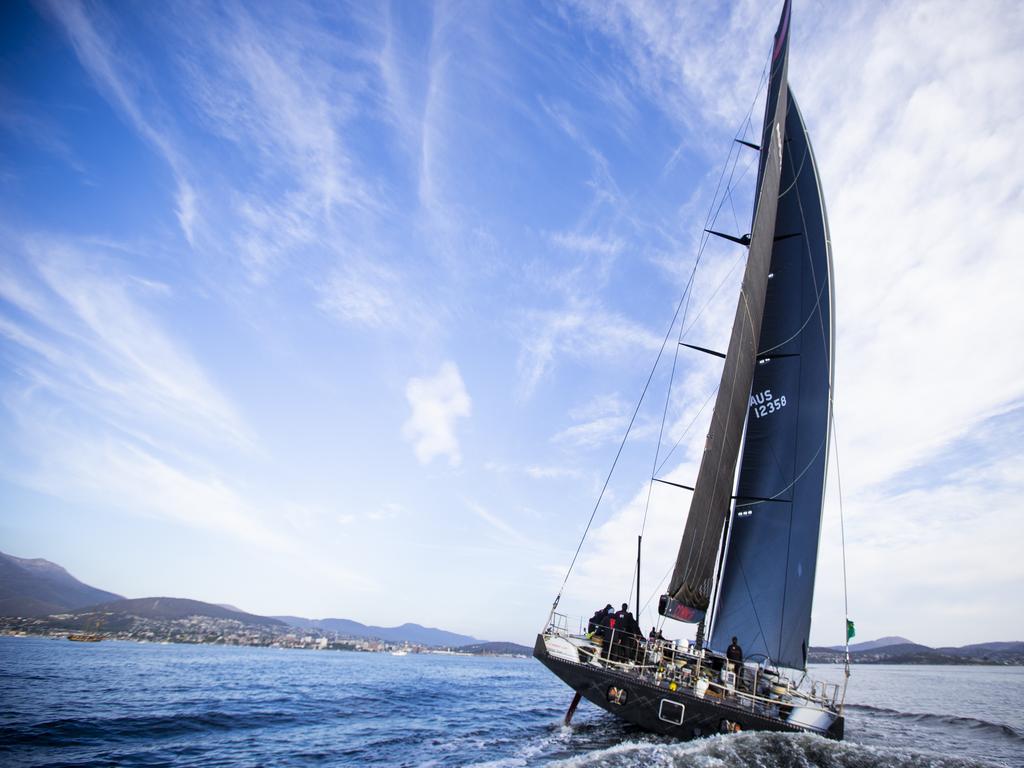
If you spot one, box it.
[1,0,1022,648]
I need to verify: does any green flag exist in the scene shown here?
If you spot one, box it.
[846,619,856,641]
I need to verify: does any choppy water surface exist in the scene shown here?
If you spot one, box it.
[0,636,1021,767]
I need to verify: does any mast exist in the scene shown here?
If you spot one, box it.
[662,0,793,623]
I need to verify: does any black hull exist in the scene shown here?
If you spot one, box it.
[534,635,843,741]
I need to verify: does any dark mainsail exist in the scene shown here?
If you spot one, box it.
[708,90,834,671]
[664,0,793,620]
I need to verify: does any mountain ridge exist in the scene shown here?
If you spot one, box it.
[0,550,123,617]
[0,550,485,646]
[826,635,915,652]
[273,615,480,647]
[81,597,287,626]
[809,638,1024,665]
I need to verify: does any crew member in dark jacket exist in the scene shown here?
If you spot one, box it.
[600,605,616,659]
[614,603,641,636]
[612,603,642,662]
[588,605,611,634]
[726,636,744,665]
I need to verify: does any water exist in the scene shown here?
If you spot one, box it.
[0,636,1021,767]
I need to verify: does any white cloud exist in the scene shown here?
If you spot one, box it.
[175,182,198,246]
[402,361,471,466]
[798,0,1024,492]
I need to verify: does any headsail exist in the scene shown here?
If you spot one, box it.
[708,90,834,671]
[663,0,793,621]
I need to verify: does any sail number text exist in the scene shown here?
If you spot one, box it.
[750,388,787,419]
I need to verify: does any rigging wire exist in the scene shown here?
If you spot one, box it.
[654,385,717,479]
[552,286,690,604]
[559,135,746,608]
[831,409,852,698]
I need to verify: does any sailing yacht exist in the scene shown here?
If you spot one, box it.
[534,0,848,741]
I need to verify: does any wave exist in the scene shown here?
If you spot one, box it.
[543,730,1005,768]
[846,704,1023,741]
[0,709,317,747]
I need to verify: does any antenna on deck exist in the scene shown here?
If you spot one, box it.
[636,535,642,623]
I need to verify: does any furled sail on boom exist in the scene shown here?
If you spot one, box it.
[663,0,793,621]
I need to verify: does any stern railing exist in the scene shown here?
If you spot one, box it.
[542,612,842,721]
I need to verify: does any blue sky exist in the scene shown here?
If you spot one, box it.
[2,0,1022,647]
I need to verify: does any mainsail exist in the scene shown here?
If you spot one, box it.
[709,90,834,671]
[664,0,793,619]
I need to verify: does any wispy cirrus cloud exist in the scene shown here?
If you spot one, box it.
[0,240,314,559]
[0,239,249,448]
[516,298,662,398]
[0,98,88,177]
[466,501,540,549]
[41,0,402,292]
[552,394,630,449]
[40,0,199,243]
[548,231,624,256]
[525,465,584,480]
[0,240,385,592]
[564,0,773,144]
[168,3,387,282]
[317,258,402,329]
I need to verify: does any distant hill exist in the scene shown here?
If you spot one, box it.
[938,641,1024,655]
[275,616,479,647]
[810,638,1024,665]
[458,641,531,656]
[936,641,1024,662]
[0,550,123,616]
[827,635,915,652]
[79,597,287,626]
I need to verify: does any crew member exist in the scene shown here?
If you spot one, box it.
[600,605,616,659]
[726,636,744,665]
[611,603,641,662]
[615,603,641,636]
[589,605,611,634]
